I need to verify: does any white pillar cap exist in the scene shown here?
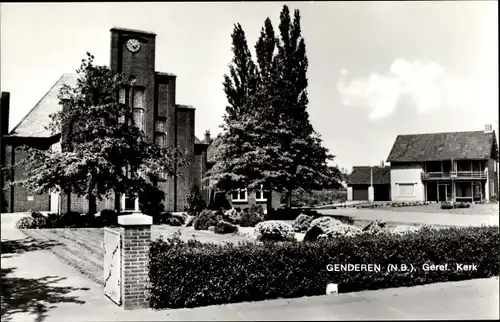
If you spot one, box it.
[118,213,153,226]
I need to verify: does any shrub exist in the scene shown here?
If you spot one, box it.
[149,226,499,309]
[172,213,188,225]
[165,217,183,227]
[30,212,44,219]
[193,210,221,230]
[98,209,118,227]
[55,211,86,228]
[16,217,36,229]
[214,221,238,234]
[303,217,343,241]
[16,216,48,229]
[222,208,240,225]
[318,224,362,239]
[390,225,420,235]
[362,220,388,236]
[208,192,231,211]
[139,184,166,218]
[239,205,265,227]
[266,208,303,221]
[441,202,454,209]
[292,213,314,232]
[185,185,207,216]
[45,213,59,228]
[290,189,347,207]
[255,221,295,242]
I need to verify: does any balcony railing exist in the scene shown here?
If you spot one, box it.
[421,171,488,180]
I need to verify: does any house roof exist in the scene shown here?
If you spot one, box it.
[155,71,177,78]
[9,74,78,138]
[387,130,498,162]
[195,136,208,145]
[347,166,391,185]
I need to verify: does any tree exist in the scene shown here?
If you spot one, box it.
[206,5,342,208]
[13,53,186,215]
[185,184,207,216]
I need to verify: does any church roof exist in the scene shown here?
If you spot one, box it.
[9,73,78,137]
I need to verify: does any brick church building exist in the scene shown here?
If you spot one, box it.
[1,27,211,213]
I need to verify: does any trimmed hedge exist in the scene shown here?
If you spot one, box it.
[149,226,499,309]
[441,202,471,210]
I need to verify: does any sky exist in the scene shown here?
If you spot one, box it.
[1,1,498,171]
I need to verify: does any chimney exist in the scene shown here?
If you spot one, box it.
[204,130,211,144]
[484,124,493,133]
[380,160,385,167]
[0,92,10,136]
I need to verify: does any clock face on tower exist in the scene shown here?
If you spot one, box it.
[126,39,141,53]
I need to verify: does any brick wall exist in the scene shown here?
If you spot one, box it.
[2,144,12,212]
[156,76,177,211]
[175,107,195,211]
[120,225,151,309]
[59,193,115,214]
[487,158,499,198]
[9,145,50,212]
[227,190,282,211]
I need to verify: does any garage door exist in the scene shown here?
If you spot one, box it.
[374,184,391,201]
[352,186,369,200]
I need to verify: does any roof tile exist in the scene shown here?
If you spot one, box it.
[9,74,78,137]
[387,131,497,162]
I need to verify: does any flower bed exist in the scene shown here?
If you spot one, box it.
[148,225,499,309]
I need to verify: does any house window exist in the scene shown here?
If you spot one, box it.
[133,88,145,131]
[231,188,247,202]
[155,119,166,132]
[255,185,267,201]
[118,88,126,104]
[398,183,415,197]
[155,133,166,148]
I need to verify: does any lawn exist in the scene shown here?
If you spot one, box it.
[371,203,499,216]
[21,225,255,286]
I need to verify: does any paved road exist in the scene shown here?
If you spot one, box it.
[2,213,499,321]
[319,208,499,227]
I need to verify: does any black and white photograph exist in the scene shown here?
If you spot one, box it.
[1,1,498,321]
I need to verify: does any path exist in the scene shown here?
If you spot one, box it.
[2,213,498,321]
[319,208,499,227]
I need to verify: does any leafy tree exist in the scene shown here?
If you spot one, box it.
[206,5,342,208]
[185,184,207,216]
[12,53,186,214]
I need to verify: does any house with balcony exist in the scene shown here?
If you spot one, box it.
[347,125,499,203]
[386,126,499,203]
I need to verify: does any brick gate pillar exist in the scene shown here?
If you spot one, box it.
[118,213,152,310]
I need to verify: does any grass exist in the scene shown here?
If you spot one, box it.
[21,228,104,286]
[20,225,255,286]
